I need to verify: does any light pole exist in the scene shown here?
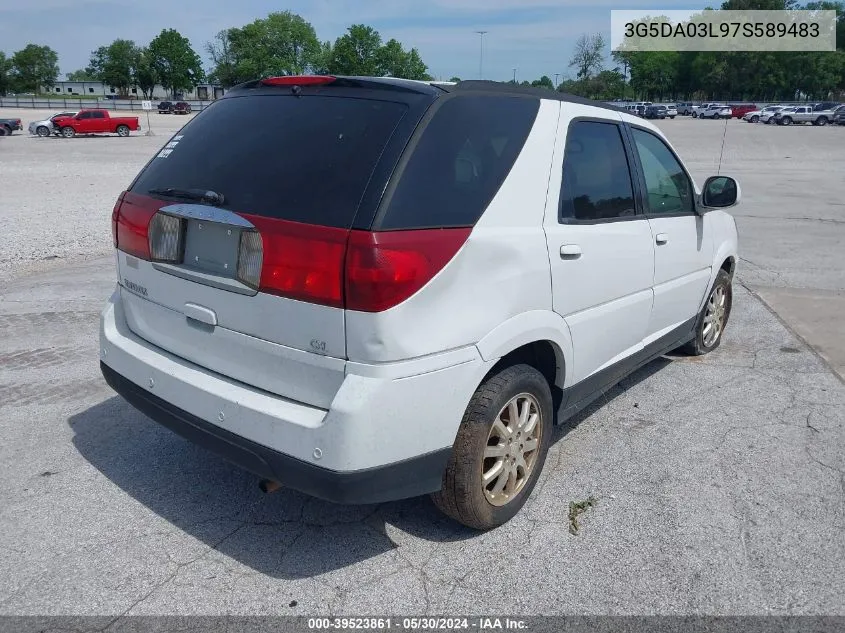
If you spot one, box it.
[475,31,488,79]
[513,68,517,83]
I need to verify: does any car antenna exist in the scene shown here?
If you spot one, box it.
[717,114,729,176]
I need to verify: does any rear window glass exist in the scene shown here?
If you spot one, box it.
[377,95,540,230]
[130,95,407,229]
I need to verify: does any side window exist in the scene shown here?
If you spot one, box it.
[78,112,92,120]
[631,128,694,216]
[92,111,105,119]
[377,95,540,230]
[559,121,636,222]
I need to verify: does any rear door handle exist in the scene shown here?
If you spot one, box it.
[656,233,669,245]
[183,302,217,326]
[560,244,582,258]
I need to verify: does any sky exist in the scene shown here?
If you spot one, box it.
[0,0,705,83]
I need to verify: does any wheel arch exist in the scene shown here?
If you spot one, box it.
[475,310,573,390]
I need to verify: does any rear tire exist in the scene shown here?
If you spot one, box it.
[681,269,733,356]
[751,115,759,123]
[116,125,130,137]
[431,364,553,530]
[692,112,698,118]
[61,126,75,138]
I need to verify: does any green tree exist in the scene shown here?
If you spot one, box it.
[66,69,95,81]
[329,24,383,76]
[10,44,59,92]
[0,52,13,95]
[531,75,555,90]
[569,33,605,79]
[86,39,139,96]
[449,76,462,83]
[134,48,158,99]
[376,39,431,79]
[208,13,321,86]
[148,28,204,97]
[312,41,334,76]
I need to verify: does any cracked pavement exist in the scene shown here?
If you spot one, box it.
[1,115,844,617]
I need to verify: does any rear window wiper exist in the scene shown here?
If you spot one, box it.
[148,187,225,206]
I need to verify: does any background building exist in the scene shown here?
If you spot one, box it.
[42,81,225,100]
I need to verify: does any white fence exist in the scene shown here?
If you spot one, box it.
[0,97,214,112]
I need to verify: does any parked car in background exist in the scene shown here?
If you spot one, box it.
[730,104,757,119]
[663,104,678,118]
[778,104,840,126]
[645,105,668,119]
[813,102,840,112]
[699,104,733,119]
[100,74,740,530]
[173,102,192,115]
[0,117,23,135]
[677,102,697,115]
[760,105,788,124]
[691,103,721,117]
[28,111,77,137]
[158,101,174,114]
[743,105,780,123]
[833,105,845,125]
[53,109,140,137]
[635,105,647,117]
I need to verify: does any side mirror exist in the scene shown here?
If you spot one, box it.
[700,175,741,211]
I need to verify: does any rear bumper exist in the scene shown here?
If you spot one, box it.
[99,287,489,503]
[101,362,449,504]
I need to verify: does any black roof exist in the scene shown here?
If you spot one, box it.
[224,75,628,113]
[444,80,628,113]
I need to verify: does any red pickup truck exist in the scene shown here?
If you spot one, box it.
[54,109,140,137]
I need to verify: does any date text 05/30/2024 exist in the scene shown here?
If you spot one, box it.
[307,618,529,630]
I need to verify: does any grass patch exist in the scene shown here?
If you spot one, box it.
[568,496,598,536]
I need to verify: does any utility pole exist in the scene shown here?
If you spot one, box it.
[513,68,517,83]
[475,31,488,79]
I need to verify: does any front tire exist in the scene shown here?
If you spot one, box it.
[682,269,733,356]
[61,126,75,138]
[751,115,759,123]
[816,117,828,126]
[36,125,50,137]
[431,364,553,530]
[782,117,792,126]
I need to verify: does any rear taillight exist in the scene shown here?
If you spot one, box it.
[245,215,348,308]
[114,193,158,260]
[111,191,126,248]
[345,229,471,312]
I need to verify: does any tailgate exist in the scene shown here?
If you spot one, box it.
[113,89,416,408]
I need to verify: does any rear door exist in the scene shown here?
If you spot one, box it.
[543,111,655,388]
[115,87,431,407]
[626,124,713,343]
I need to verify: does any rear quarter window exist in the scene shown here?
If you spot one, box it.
[376,94,540,230]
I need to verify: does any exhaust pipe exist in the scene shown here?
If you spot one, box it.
[259,479,282,494]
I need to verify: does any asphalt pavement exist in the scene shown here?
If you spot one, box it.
[0,113,843,617]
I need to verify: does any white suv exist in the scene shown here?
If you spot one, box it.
[100,76,740,530]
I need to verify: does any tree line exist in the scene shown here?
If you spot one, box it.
[1,0,842,101]
[0,11,432,97]
[527,0,845,102]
